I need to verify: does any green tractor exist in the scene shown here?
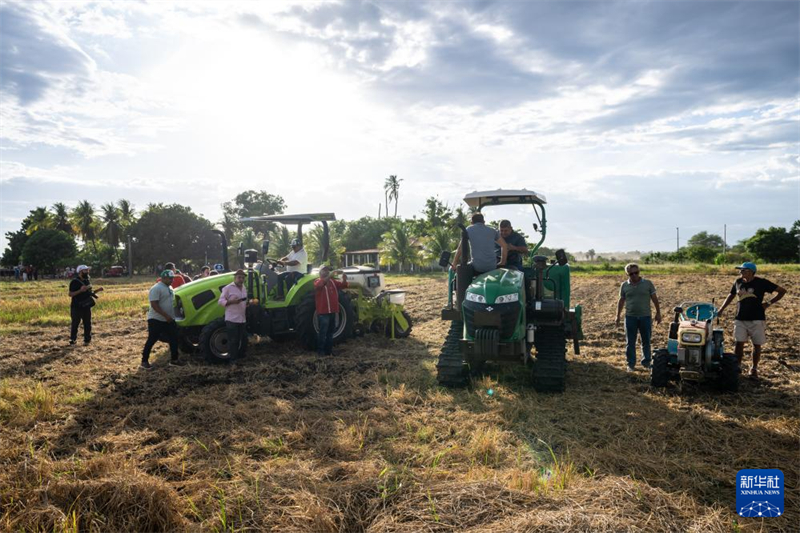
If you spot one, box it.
[174,213,411,363]
[437,190,582,392]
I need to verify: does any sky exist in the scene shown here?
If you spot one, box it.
[1,0,798,255]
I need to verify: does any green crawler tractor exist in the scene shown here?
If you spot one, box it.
[437,190,582,392]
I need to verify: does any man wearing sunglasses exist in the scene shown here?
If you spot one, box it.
[717,262,786,379]
[616,263,661,372]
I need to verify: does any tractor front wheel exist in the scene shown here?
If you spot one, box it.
[717,353,739,392]
[295,291,355,350]
[178,328,200,355]
[650,349,670,388]
[385,311,413,338]
[198,318,233,364]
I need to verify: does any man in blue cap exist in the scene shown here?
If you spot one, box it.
[717,262,786,378]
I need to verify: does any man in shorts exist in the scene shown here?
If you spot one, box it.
[717,262,786,378]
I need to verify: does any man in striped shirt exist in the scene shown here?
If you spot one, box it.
[313,266,348,356]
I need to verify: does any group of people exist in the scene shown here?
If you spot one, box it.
[616,261,786,378]
[13,264,38,281]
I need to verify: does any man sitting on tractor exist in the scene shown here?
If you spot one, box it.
[275,238,308,300]
[498,220,528,271]
[451,213,509,275]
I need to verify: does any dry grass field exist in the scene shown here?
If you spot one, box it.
[1,272,798,532]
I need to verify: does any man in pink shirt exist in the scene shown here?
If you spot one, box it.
[218,269,249,361]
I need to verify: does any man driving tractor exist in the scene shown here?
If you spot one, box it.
[275,238,308,300]
[451,213,509,275]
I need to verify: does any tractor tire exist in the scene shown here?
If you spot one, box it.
[178,328,200,355]
[717,353,740,392]
[436,320,468,387]
[295,290,354,350]
[386,311,413,338]
[532,325,567,393]
[651,349,670,388]
[198,318,233,364]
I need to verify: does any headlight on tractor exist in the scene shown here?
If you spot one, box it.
[494,293,519,304]
[465,292,486,303]
[681,332,702,344]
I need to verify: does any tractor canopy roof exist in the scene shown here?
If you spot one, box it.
[239,213,336,225]
[463,189,547,210]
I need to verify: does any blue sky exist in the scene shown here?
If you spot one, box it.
[1,0,798,254]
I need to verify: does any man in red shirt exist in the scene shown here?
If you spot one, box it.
[157,262,186,288]
[313,266,348,356]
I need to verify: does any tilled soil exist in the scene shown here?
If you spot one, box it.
[1,273,797,532]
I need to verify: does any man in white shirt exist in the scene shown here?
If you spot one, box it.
[275,238,308,300]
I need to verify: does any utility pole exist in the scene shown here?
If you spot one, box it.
[723,224,727,255]
[676,227,680,253]
[378,203,381,219]
[127,235,133,278]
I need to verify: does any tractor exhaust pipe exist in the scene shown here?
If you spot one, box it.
[212,229,229,272]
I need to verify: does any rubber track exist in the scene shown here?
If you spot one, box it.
[532,325,567,392]
[437,321,468,387]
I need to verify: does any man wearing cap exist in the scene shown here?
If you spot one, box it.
[717,262,786,378]
[313,266,348,356]
[498,220,528,271]
[615,263,661,372]
[218,269,250,361]
[141,270,183,369]
[68,265,103,345]
[275,239,308,300]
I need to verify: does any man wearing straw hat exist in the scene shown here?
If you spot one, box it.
[717,262,786,379]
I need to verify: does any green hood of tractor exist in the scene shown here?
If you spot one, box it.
[466,268,524,304]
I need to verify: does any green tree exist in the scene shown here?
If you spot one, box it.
[339,217,394,252]
[385,175,402,218]
[129,204,215,270]
[745,226,798,263]
[71,200,99,252]
[100,203,122,252]
[687,231,724,250]
[304,224,342,267]
[423,196,452,228]
[221,190,286,239]
[379,222,421,272]
[24,207,53,235]
[1,229,29,266]
[20,230,77,273]
[51,203,74,235]
[424,226,458,265]
[684,245,717,263]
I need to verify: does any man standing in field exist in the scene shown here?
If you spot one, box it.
[717,262,786,379]
[141,270,183,369]
[68,265,102,345]
[616,263,661,372]
[218,269,249,361]
[313,266,348,356]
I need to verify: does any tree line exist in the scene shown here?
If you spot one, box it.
[3,187,798,276]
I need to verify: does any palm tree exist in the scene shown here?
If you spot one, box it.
[271,226,293,258]
[25,207,53,235]
[385,175,403,217]
[101,203,122,251]
[425,226,458,266]
[71,200,98,252]
[379,222,421,273]
[51,203,74,235]
[118,199,135,229]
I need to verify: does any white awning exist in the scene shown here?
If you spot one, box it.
[463,189,547,209]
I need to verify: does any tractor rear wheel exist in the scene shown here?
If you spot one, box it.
[436,321,468,387]
[295,290,354,350]
[385,311,413,338]
[650,349,670,388]
[532,325,567,393]
[198,318,233,364]
[717,353,739,392]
